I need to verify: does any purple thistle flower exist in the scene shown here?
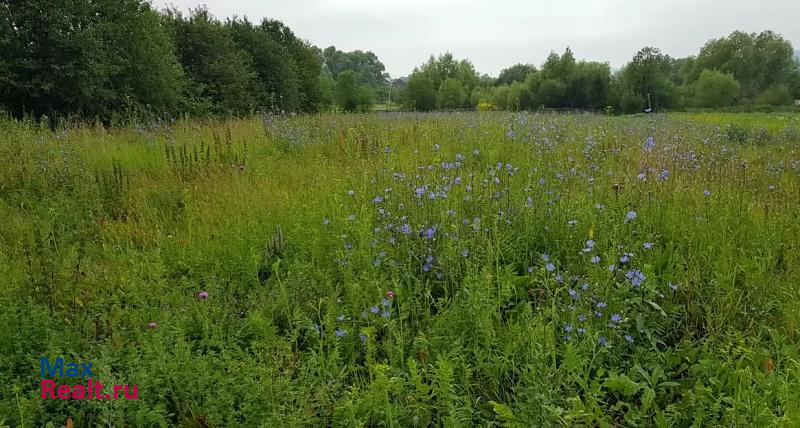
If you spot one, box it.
[198,291,209,300]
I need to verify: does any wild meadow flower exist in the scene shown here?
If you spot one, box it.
[545,262,556,272]
[386,290,395,299]
[583,240,595,252]
[590,255,601,264]
[334,328,347,338]
[595,203,605,210]
[578,314,587,322]
[370,306,380,314]
[597,301,607,309]
[598,336,608,347]
[703,189,711,196]
[198,291,209,300]
[624,335,634,344]
[611,313,622,323]
[381,310,390,318]
[643,242,653,250]
[626,269,646,287]
[147,321,158,329]
[625,210,637,223]
[568,289,579,300]
[564,324,573,333]
[323,218,330,225]
[644,136,655,152]
[669,282,679,291]
[337,314,345,321]
[359,333,367,344]
[347,190,355,196]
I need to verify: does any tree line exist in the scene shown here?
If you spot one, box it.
[401,32,800,113]
[1,0,798,121]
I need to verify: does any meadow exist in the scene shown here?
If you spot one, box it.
[0,111,799,426]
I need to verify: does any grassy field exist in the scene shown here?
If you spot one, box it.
[1,112,799,426]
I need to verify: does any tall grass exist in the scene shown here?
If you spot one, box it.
[0,112,798,426]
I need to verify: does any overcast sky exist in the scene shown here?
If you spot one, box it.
[152,0,800,77]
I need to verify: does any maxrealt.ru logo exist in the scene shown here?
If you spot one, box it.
[40,357,138,400]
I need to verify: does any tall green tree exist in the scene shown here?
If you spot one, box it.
[693,69,740,107]
[334,70,373,112]
[168,8,256,115]
[403,75,437,111]
[618,47,677,111]
[497,64,536,85]
[438,78,466,109]
[0,0,184,120]
[691,31,798,100]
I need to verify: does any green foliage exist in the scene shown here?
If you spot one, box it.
[404,75,437,111]
[0,2,328,120]
[755,85,794,106]
[438,78,466,109]
[169,8,257,115]
[335,70,374,112]
[692,31,799,100]
[618,46,677,111]
[0,0,184,121]
[496,63,536,85]
[694,69,741,107]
